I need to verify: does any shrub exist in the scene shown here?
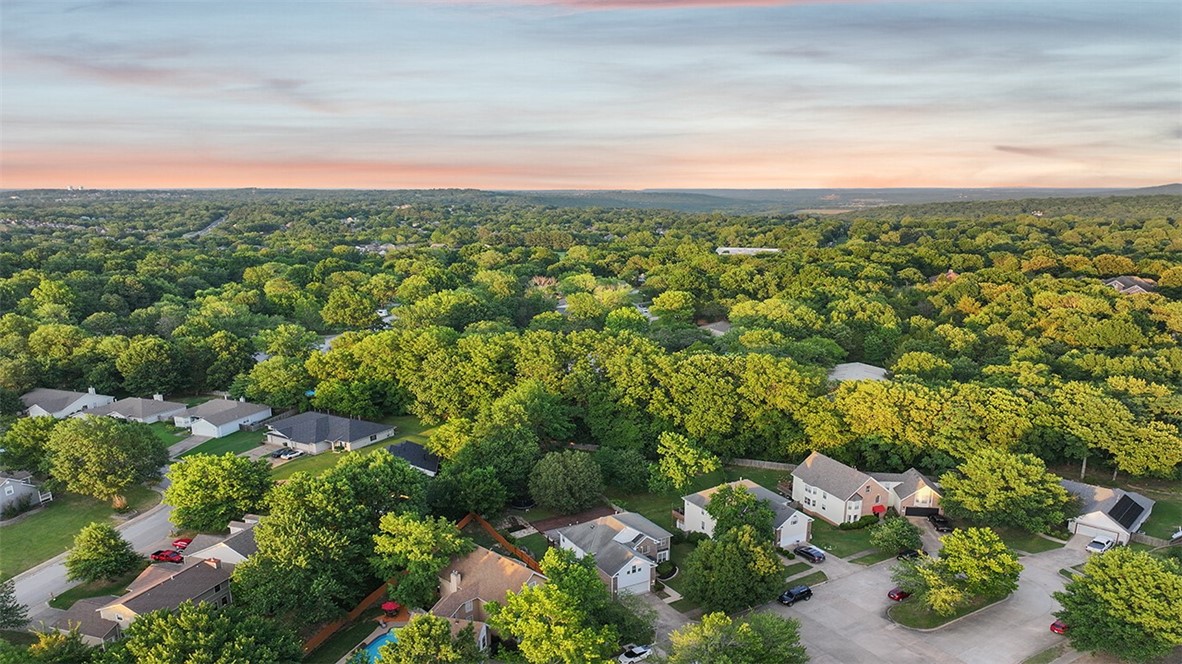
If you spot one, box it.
[671,530,687,545]
[838,515,880,530]
[1,494,35,520]
[778,548,796,559]
[652,580,665,592]
[656,561,676,578]
[686,532,710,544]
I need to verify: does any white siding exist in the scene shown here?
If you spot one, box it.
[613,560,653,595]
[776,513,812,547]
[681,499,716,537]
[1070,512,1129,544]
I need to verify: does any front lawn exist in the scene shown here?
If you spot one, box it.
[49,560,149,609]
[606,464,791,532]
[148,422,188,446]
[807,520,875,558]
[271,418,436,480]
[0,630,37,647]
[180,430,265,458]
[851,549,896,566]
[782,562,812,577]
[992,527,1065,554]
[791,570,828,587]
[888,593,1006,629]
[0,486,159,581]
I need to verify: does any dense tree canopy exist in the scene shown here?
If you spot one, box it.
[668,612,808,664]
[98,603,302,664]
[683,524,784,613]
[163,453,273,533]
[64,522,141,583]
[893,527,1022,615]
[44,418,167,508]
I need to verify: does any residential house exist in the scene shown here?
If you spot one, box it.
[85,395,188,424]
[715,247,781,255]
[1061,479,1155,544]
[98,558,233,628]
[52,596,122,646]
[264,411,395,455]
[827,362,889,383]
[0,470,53,515]
[431,546,546,624]
[187,515,260,565]
[386,441,441,477]
[441,616,491,652]
[20,387,114,418]
[556,512,671,595]
[697,320,733,337]
[792,452,894,526]
[868,469,942,517]
[174,398,272,439]
[678,479,813,548]
[1103,276,1157,295]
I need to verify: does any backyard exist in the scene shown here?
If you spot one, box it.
[272,415,435,480]
[48,560,149,610]
[0,486,159,581]
[606,465,790,532]
[180,430,266,458]
[302,608,384,663]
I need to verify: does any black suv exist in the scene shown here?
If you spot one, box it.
[793,545,826,563]
[928,514,954,533]
[896,549,925,561]
[778,585,813,606]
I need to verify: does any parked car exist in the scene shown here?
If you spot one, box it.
[793,545,826,563]
[269,448,289,459]
[1085,536,1116,554]
[778,585,813,606]
[928,514,955,533]
[896,549,926,561]
[278,449,304,460]
[151,550,183,564]
[887,586,911,601]
[617,644,652,663]
[1050,619,1068,635]
[172,538,193,551]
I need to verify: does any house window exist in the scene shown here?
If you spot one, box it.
[369,434,378,441]
[214,583,222,592]
[875,496,880,504]
[865,486,870,493]
[464,600,473,614]
[221,597,229,606]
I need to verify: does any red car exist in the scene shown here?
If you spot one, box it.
[887,587,911,602]
[172,538,193,551]
[151,549,183,564]
[1050,620,1068,635]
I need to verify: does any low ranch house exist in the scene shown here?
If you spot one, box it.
[264,411,394,455]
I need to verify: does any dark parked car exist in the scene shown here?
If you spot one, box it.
[1050,619,1068,635]
[269,448,288,459]
[887,586,911,601]
[150,550,183,564]
[928,514,955,533]
[778,585,813,606]
[794,545,826,563]
[896,549,926,561]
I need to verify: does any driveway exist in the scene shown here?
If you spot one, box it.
[761,541,1088,664]
[167,435,210,458]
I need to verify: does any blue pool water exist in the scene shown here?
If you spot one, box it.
[363,631,398,662]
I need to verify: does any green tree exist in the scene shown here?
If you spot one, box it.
[0,580,28,629]
[1054,547,1182,662]
[377,613,483,664]
[46,418,168,508]
[704,484,776,540]
[163,453,273,532]
[650,432,720,493]
[372,513,473,609]
[234,355,313,411]
[64,522,142,583]
[115,335,177,396]
[322,288,380,329]
[939,450,1074,533]
[98,603,301,664]
[650,290,695,323]
[683,524,784,613]
[869,516,923,554]
[0,415,59,474]
[26,628,94,664]
[893,527,1022,616]
[257,323,319,358]
[668,611,808,664]
[594,447,649,492]
[528,450,604,515]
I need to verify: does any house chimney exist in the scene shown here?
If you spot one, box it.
[153,394,163,401]
[205,558,221,569]
[88,387,96,395]
[450,570,461,589]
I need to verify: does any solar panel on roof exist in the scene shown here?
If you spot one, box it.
[1108,495,1145,529]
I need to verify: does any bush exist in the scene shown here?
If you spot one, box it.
[656,561,676,578]
[1,494,35,520]
[778,548,797,559]
[686,532,710,544]
[671,530,687,545]
[838,515,880,530]
[653,580,665,592]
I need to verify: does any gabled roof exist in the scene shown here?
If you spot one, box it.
[869,468,940,499]
[266,411,390,445]
[827,362,889,382]
[183,399,271,426]
[1061,479,1155,533]
[20,388,91,413]
[104,559,231,615]
[0,470,34,483]
[557,512,671,576]
[431,546,545,619]
[52,596,120,640]
[1103,276,1156,293]
[793,452,876,501]
[684,479,805,530]
[387,441,441,475]
[89,397,187,419]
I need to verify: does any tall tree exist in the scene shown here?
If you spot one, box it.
[939,449,1074,533]
[683,525,784,613]
[26,629,94,664]
[869,516,923,554]
[163,453,273,532]
[372,513,473,609]
[64,522,142,583]
[528,450,604,515]
[115,335,177,396]
[46,418,168,508]
[650,432,720,493]
[377,613,483,664]
[0,580,28,630]
[1054,547,1182,662]
[668,612,808,664]
[892,527,1022,616]
[98,603,302,664]
[0,415,59,474]
[704,484,776,541]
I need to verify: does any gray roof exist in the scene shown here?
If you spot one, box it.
[105,559,231,615]
[1061,479,1155,533]
[1103,276,1156,292]
[53,596,120,640]
[387,441,441,474]
[827,362,889,382]
[183,399,270,426]
[793,452,874,501]
[869,468,939,500]
[20,388,89,413]
[557,512,671,576]
[684,479,803,530]
[221,527,258,558]
[89,397,187,419]
[267,411,391,445]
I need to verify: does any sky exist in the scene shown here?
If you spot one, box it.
[1,0,1179,189]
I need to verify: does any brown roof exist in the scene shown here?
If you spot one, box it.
[104,559,231,615]
[431,546,545,619]
[53,596,120,640]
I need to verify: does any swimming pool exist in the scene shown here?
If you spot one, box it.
[362,630,398,663]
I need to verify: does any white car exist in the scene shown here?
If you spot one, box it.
[618,644,652,663]
[1085,536,1116,553]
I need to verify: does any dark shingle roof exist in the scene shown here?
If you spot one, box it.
[557,512,671,575]
[105,560,231,615]
[267,411,390,445]
[387,441,441,474]
[53,596,120,640]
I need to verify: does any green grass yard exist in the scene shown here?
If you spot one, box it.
[888,593,1005,629]
[271,416,437,479]
[791,570,828,588]
[807,520,875,558]
[0,486,159,581]
[606,465,790,532]
[992,528,1066,554]
[49,560,149,610]
[782,562,812,577]
[302,608,384,663]
[180,430,265,457]
[851,549,896,566]
[515,533,550,559]
[148,421,188,446]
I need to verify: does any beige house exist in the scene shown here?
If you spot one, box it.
[679,479,813,548]
[431,546,545,625]
[556,512,671,596]
[792,452,941,526]
[98,558,233,627]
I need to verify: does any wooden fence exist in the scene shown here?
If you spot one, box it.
[302,580,393,655]
[457,512,543,573]
[731,458,797,472]
[1130,532,1173,548]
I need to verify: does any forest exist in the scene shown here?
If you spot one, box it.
[1,190,1180,491]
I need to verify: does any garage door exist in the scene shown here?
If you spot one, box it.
[1072,522,1125,544]
[904,507,940,517]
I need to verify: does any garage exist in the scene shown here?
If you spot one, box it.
[1069,520,1125,544]
[904,507,940,517]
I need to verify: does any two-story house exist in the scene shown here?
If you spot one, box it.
[431,546,545,626]
[792,451,942,526]
[678,479,813,548]
[556,512,671,596]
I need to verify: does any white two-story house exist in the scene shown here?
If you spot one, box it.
[556,512,671,596]
[678,479,813,548]
[792,451,942,526]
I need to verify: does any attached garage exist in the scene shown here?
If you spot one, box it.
[904,506,941,517]
[1069,520,1125,543]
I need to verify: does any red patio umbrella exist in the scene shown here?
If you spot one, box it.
[381,601,400,614]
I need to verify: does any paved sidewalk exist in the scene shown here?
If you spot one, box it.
[168,435,210,458]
